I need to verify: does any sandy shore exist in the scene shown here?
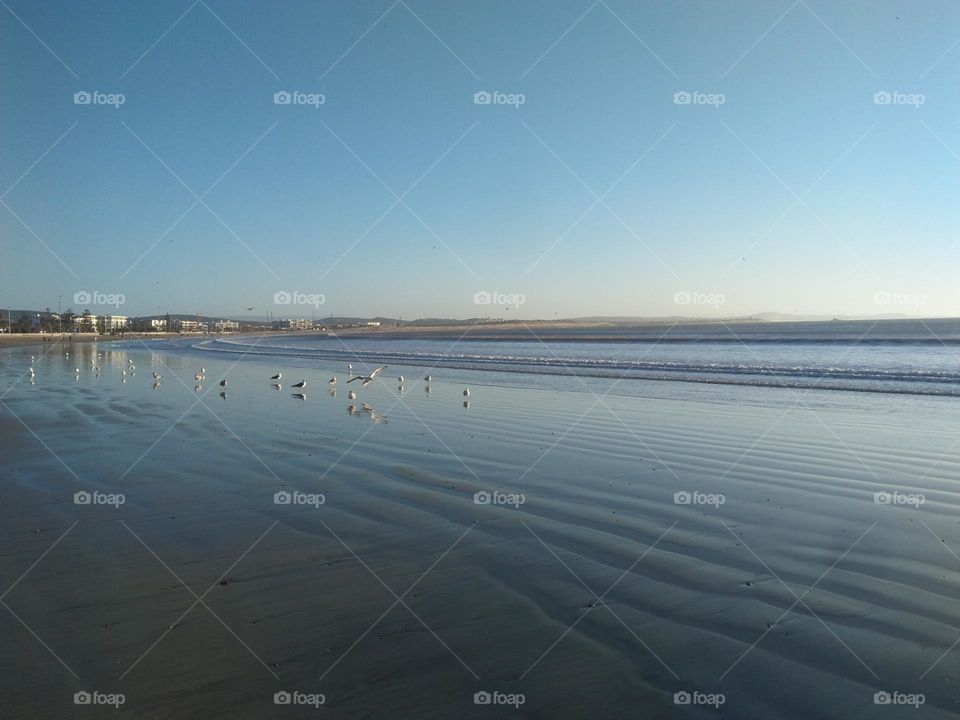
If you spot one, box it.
[0,332,235,348]
[1,342,959,718]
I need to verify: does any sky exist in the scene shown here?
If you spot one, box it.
[1,0,958,320]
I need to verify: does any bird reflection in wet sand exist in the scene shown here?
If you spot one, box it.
[292,392,306,400]
[346,403,386,423]
[272,383,282,391]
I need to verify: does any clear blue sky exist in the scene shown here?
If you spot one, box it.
[2,0,958,320]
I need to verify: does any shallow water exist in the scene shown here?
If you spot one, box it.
[1,339,960,718]
[201,318,960,396]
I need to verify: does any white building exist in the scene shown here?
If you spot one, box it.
[99,315,128,332]
[173,319,205,333]
[75,314,97,332]
[150,319,168,331]
[214,320,239,332]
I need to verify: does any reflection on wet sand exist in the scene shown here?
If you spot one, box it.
[346,402,387,423]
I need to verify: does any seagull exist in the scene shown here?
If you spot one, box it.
[328,377,336,385]
[153,372,161,379]
[347,366,386,388]
[219,379,227,387]
[424,375,431,383]
[348,363,353,372]
[398,375,404,384]
[201,367,206,373]
[271,373,282,380]
[463,388,470,397]
[348,390,357,400]
[194,373,203,381]
[74,367,80,373]
[292,380,306,389]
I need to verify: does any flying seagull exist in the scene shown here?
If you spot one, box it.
[347,366,386,388]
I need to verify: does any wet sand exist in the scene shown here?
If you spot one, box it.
[1,342,959,718]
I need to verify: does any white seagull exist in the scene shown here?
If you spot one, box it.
[292,380,307,389]
[328,377,336,385]
[424,375,431,383]
[397,375,404,384]
[463,388,470,397]
[271,373,282,380]
[153,371,161,379]
[348,390,357,400]
[347,366,386,388]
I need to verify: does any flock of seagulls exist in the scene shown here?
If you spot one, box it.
[28,355,473,409]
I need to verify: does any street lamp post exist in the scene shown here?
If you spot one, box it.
[58,295,62,334]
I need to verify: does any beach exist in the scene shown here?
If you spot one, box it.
[2,336,959,718]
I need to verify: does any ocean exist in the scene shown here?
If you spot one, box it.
[193,318,960,396]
